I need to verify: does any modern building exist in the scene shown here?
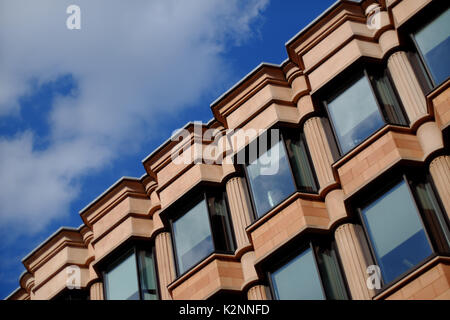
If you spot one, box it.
[6,0,450,300]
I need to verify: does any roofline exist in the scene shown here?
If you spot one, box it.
[140,120,208,165]
[141,0,346,168]
[4,287,21,300]
[79,176,141,215]
[208,1,351,110]
[210,62,282,108]
[206,117,216,126]
[21,226,82,263]
[139,172,148,180]
[285,0,342,46]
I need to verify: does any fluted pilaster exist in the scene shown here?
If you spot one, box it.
[387,51,427,124]
[155,231,176,300]
[225,177,253,250]
[335,223,375,300]
[303,117,335,190]
[430,155,450,219]
[247,284,268,300]
[89,281,104,300]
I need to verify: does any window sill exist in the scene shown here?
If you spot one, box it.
[331,123,411,170]
[372,254,450,300]
[168,251,236,290]
[246,191,321,234]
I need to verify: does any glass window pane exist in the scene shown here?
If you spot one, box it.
[271,248,325,300]
[414,8,450,85]
[105,251,140,300]
[138,250,158,300]
[246,140,296,217]
[370,71,407,125]
[173,199,214,274]
[412,179,450,253]
[362,180,433,284]
[285,133,317,193]
[328,75,385,153]
[207,194,234,253]
[315,245,348,300]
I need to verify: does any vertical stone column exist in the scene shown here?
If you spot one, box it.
[155,231,176,300]
[303,117,336,191]
[89,281,104,300]
[429,155,450,219]
[225,177,253,250]
[387,51,427,124]
[247,284,268,300]
[325,189,349,224]
[334,223,375,300]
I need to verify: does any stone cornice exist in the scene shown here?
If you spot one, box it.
[80,177,148,227]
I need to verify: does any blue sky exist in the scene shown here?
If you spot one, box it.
[0,0,336,299]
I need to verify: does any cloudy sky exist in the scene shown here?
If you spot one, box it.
[0,0,335,298]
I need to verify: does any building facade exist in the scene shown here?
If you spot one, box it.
[7,0,450,300]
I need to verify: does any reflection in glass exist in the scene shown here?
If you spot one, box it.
[414,8,450,85]
[284,133,317,193]
[173,199,214,274]
[412,179,450,253]
[105,250,140,300]
[328,75,385,153]
[370,71,407,125]
[362,180,433,283]
[271,248,325,300]
[207,194,234,253]
[138,250,158,300]
[315,245,348,300]
[246,140,296,217]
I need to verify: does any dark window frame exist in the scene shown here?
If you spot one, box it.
[320,64,409,157]
[241,126,319,221]
[168,186,236,278]
[265,239,349,300]
[101,243,160,300]
[354,169,450,291]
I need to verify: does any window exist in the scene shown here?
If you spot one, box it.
[268,242,348,300]
[323,67,407,155]
[244,129,318,218]
[171,190,235,275]
[412,7,450,86]
[103,247,158,300]
[359,175,450,286]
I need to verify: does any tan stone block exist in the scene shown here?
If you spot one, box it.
[419,266,441,288]
[386,289,404,300]
[434,289,450,300]
[432,277,450,297]
[367,147,385,166]
[381,138,396,154]
[402,279,423,299]
[377,149,399,170]
[412,284,436,300]
[362,163,380,181]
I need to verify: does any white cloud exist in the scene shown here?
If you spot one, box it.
[0,0,269,237]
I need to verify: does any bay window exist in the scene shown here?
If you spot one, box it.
[268,241,348,300]
[170,190,235,276]
[359,173,450,287]
[322,66,408,155]
[411,7,450,87]
[103,246,158,300]
[244,129,318,218]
